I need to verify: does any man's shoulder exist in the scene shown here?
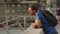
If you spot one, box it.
[36,12,42,16]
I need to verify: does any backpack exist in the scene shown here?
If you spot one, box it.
[41,10,58,26]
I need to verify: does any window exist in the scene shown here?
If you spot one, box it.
[4,4,10,7]
[4,4,7,7]
[17,4,21,7]
[5,10,10,13]
[23,10,26,11]
[21,10,26,13]
[12,10,15,13]
[17,10,20,12]
[12,4,15,7]
[21,4,27,10]
[16,10,21,13]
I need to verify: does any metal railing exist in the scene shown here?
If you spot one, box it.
[0,15,35,34]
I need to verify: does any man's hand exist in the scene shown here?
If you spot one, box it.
[32,23,40,28]
[31,19,41,28]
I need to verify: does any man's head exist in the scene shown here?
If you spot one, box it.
[28,4,37,15]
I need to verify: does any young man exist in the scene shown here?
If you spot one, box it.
[28,5,58,34]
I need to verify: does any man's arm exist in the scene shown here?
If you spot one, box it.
[33,20,41,28]
[32,12,42,28]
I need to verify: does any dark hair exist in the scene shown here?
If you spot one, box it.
[29,4,37,12]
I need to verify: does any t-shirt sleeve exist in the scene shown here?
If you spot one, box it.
[36,12,42,20]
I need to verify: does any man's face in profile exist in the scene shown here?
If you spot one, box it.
[28,8,36,15]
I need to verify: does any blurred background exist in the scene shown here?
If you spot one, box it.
[0,0,60,34]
